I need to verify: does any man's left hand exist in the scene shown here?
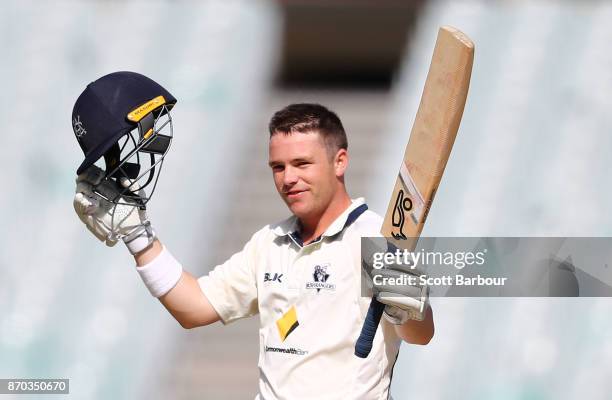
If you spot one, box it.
[370,264,429,324]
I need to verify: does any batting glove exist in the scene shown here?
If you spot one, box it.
[73,165,156,255]
[375,265,429,324]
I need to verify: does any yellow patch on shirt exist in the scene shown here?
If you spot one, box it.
[276,306,299,342]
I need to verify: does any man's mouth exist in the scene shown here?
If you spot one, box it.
[285,189,307,199]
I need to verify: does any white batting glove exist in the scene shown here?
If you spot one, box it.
[380,295,429,325]
[362,237,429,325]
[73,165,156,255]
[372,267,429,324]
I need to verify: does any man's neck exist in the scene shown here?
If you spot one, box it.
[299,191,352,244]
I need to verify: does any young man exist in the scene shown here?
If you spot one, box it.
[74,97,434,399]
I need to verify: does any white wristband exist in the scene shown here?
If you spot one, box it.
[136,245,183,297]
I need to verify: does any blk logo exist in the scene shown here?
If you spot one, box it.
[264,272,283,283]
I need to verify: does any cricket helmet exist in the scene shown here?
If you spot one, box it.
[72,71,176,207]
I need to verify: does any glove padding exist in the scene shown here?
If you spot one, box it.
[375,266,429,324]
[73,165,155,254]
[362,237,429,324]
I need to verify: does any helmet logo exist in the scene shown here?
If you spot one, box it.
[127,95,166,122]
[73,115,87,138]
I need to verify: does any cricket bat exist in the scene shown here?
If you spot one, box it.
[355,26,474,358]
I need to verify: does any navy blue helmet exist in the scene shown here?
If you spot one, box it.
[72,71,177,207]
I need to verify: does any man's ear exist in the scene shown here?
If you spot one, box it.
[334,148,349,177]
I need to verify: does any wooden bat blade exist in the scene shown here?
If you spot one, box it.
[382,26,474,247]
[355,26,474,359]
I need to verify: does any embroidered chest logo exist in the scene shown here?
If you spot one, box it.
[264,272,283,283]
[305,264,336,292]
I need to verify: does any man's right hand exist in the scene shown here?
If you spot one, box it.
[73,165,155,254]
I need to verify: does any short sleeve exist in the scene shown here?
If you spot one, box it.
[198,235,260,324]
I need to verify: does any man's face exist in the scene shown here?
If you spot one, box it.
[268,131,344,221]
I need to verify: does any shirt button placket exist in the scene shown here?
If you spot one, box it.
[290,245,311,291]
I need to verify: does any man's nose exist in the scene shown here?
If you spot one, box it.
[283,166,299,186]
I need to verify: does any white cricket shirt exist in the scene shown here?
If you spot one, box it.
[198,198,401,399]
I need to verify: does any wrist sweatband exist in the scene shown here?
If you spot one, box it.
[136,245,183,297]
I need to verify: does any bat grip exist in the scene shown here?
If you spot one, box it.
[354,296,385,358]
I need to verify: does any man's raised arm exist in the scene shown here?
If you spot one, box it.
[134,240,220,329]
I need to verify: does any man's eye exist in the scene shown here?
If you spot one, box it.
[297,161,310,167]
[271,165,284,172]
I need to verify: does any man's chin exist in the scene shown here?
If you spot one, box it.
[287,201,306,215]
[286,200,311,218]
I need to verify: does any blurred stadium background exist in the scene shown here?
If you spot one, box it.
[1,0,611,399]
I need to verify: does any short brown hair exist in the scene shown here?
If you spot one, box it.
[268,103,348,156]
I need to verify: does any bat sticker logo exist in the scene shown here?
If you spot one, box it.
[391,189,412,240]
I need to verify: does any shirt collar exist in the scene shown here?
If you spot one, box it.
[271,198,368,240]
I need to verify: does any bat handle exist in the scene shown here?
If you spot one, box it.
[354,296,386,358]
